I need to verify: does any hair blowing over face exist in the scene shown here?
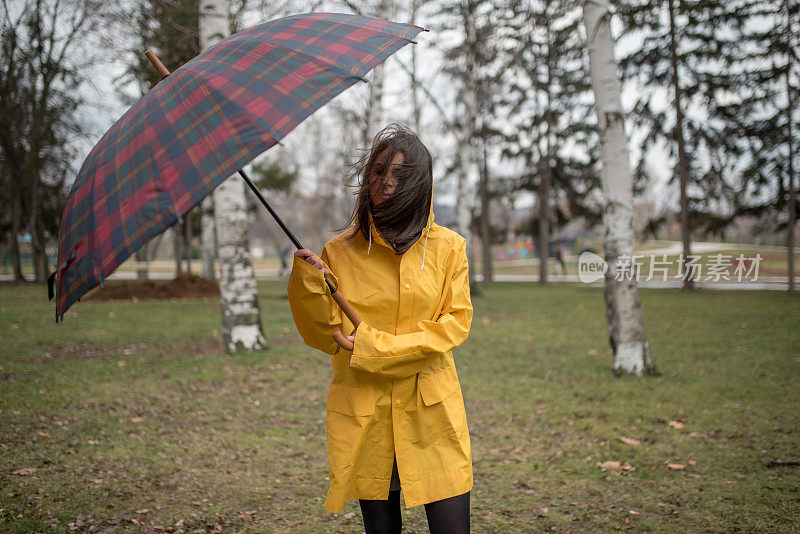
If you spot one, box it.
[340,123,433,255]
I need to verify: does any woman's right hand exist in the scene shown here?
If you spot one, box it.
[295,249,330,274]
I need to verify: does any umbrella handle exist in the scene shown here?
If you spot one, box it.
[329,284,360,351]
[145,50,170,78]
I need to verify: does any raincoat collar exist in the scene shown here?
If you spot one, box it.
[366,188,435,274]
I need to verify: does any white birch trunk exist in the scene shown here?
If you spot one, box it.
[366,0,390,142]
[200,0,265,353]
[367,63,384,141]
[456,3,478,255]
[410,0,421,132]
[583,0,655,375]
[200,196,216,280]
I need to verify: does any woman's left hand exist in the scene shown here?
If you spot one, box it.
[345,325,358,344]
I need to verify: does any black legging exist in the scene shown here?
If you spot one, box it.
[359,490,470,534]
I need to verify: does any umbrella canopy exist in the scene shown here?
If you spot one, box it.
[51,12,425,320]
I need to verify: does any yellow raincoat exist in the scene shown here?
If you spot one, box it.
[287,197,473,513]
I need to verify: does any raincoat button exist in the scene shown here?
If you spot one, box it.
[395,399,401,406]
[404,283,411,290]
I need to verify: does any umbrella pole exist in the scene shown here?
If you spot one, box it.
[145,49,360,351]
[239,169,360,350]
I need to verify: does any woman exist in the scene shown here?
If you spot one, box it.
[287,123,473,534]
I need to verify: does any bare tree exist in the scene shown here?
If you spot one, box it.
[0,0,109,282]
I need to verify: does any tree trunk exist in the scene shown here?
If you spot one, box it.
[456,1,478,286]
[173,224,182,276]
[10,195,25,281]
[201,0,265,353]
[584,0,655,376]
[410,0,421,132]
[201,195,216,280]
[365,0,390,143]
[538,151,552,285]
[29,178,47,282]
[786,0,795,293]
[479,138,493,286]
[539,27,555,285]
[667,0,694,290]
[183,210,192,273]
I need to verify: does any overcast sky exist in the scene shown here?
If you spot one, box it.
[73,1,675,215]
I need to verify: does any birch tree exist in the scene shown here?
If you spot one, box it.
[455,1,479,252]
[200,0,265,353]
[583,0,655,375]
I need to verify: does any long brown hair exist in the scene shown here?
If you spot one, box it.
[340,123,433,255]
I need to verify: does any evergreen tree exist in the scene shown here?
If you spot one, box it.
[500,0,602,284]
[712,0,798,290]
[615,0,751,288]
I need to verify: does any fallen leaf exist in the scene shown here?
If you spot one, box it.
[481,316,490,326]
[344,512,355,519]
[117,361,126,367]
[629,510,640,515]
[136,509,150,514]
[688,460,696,466]
[619,436,641,446]
[689,432,707,439]
[87,439,100,445]
[37,431,50,438]
[108,312,116,319]
[667,463,685,470]
[668,421,684,429]
[13,467,36,475]
[598,460,621,470]
[130,417,143,423]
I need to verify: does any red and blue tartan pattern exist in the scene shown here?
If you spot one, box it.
[54,12,424,320]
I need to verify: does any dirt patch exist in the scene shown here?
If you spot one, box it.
[88,274,220,301]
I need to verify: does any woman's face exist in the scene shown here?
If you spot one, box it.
[368,150,403,206]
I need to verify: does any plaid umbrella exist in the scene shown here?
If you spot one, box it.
[51,12,425,321]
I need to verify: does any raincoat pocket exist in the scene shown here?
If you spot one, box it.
[418,368,464,441]
[327,383,376,417]
[418,368,458,406]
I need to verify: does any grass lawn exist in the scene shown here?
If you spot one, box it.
[1,281,798,533]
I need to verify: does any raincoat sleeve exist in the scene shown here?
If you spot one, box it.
[287,245,343,356]
[349,239,472,379]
